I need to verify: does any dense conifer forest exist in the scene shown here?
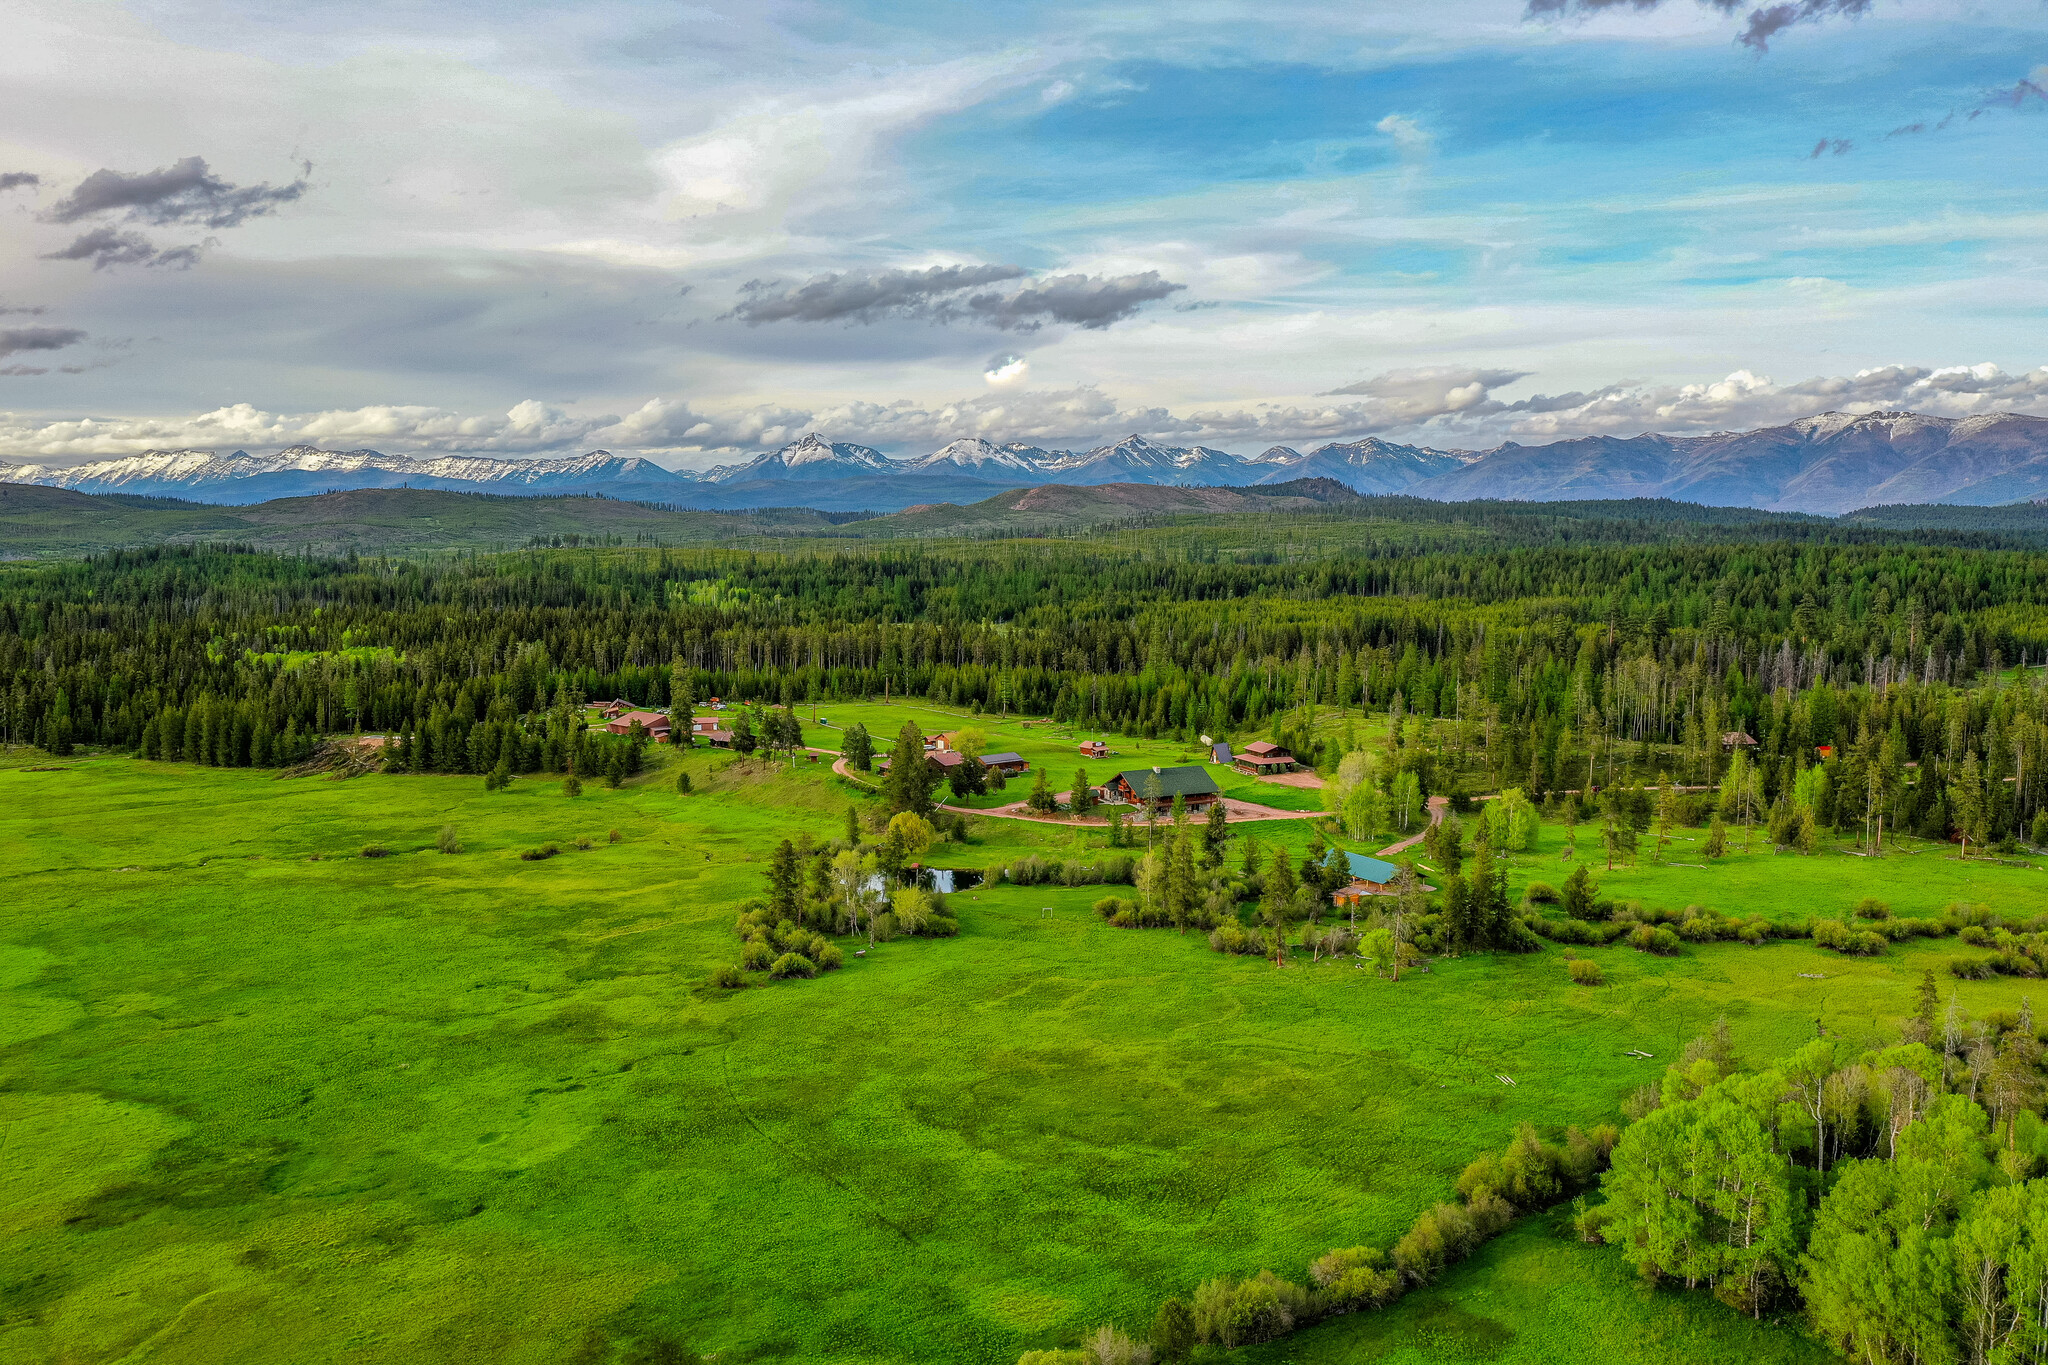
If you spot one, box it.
[6,512,2048,843]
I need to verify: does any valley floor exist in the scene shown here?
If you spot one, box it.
[3,742,2044,1363]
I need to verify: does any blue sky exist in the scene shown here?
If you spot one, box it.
[0,0,2043,463]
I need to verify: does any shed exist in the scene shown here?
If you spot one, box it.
[1079,740,1108,759]
[702,728,734,748]
[1211,741,1232,765]
[981,752,1028,774]
[1721,730,1758,749]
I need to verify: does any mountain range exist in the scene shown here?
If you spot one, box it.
[5,410,2046,515]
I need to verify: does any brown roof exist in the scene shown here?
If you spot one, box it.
[610,710,670,729]
[1243,741,1288,757]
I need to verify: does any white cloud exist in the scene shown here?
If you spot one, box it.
[8,362,2044,467]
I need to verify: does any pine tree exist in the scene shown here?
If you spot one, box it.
[1655,774,1677,862]
[1203,797,1229,862]
[768,838,801,920]
[883,722,936,815]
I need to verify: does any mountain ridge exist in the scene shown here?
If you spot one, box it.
[4,409,2045,513]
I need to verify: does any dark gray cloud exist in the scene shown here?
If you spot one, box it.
[0,172,39,193]
[960,271,1186,331]
[45,155,306,229]
[40,226,202,271]
[1809,137,1852,157]
[0,326,87,361]
[1526,0,1872,50]
[728,264,1026,324]
[727,264,1184,331]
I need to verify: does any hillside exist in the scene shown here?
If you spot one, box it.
[852,477,1361,536]
[0,484,851,558]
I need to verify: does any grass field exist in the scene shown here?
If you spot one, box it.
[5,744,2046,1363]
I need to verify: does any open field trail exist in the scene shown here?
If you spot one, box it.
[1376,796,1450,858]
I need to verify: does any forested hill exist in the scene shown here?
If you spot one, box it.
[5,531,2048,852]
[9,479,2048,560]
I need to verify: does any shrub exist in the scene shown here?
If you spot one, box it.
[769,952,817,980]
[814,942,845,971]
[712,963,744,989]
[360,844,389,858]
[575,835,594,851]
[1569,958,1604,986]
[1191,1270,1305,1347]
[1308,1246,1400,1313]
[608,828,622,843]
[1812,918,1886,955]
[1854,897,1891,921]
[1951,956,1996,980]
[1392,1202,1478,1284]
[675,770,692,794]
[436,824,462,854]
[519,843,560,861]
[1524,880,1560,904]
[1208,924,1270,956]
[1628,925,1681,955]
[563,775,582,796]
[741,940,773,970]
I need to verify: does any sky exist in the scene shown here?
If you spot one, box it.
[0,0,2045,467]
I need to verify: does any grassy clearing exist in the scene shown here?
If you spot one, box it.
[1482,815,2047,926]
[4,749,2045,1362]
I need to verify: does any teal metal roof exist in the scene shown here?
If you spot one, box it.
[1346,852,1400,884]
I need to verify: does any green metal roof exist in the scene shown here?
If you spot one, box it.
[1114,766,1221,798]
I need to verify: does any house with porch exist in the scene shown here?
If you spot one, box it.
[1234,740,1297,775]
[1331,852,1431,909]
[605,710,672,741]
[1109,765,1221,811]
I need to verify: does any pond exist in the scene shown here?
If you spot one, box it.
[919,867,984,894]
[859,868,984,896]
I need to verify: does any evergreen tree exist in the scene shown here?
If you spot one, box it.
[1561,862,1595,919]
[1203,797,1228,862]
[768,838,801,920]
[1071,767,1097,815]
[842,722,874,773]
[883,722,936,816]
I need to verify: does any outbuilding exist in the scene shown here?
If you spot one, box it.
[981,751,1029,775]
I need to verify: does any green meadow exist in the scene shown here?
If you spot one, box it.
[5,734,2047,1364]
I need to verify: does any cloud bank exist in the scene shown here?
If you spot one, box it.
[3,362,2044,464]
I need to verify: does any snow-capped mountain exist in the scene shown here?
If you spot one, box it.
[8,410,2047,514]
[0,446,693,504]
[1041,434,1248,486]
[905,437,1058,474]
[1251,438,1466,494]
[699,433,899,482]
[1407,410,2048,514]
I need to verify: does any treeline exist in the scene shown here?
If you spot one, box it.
[5,539,2048,846]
